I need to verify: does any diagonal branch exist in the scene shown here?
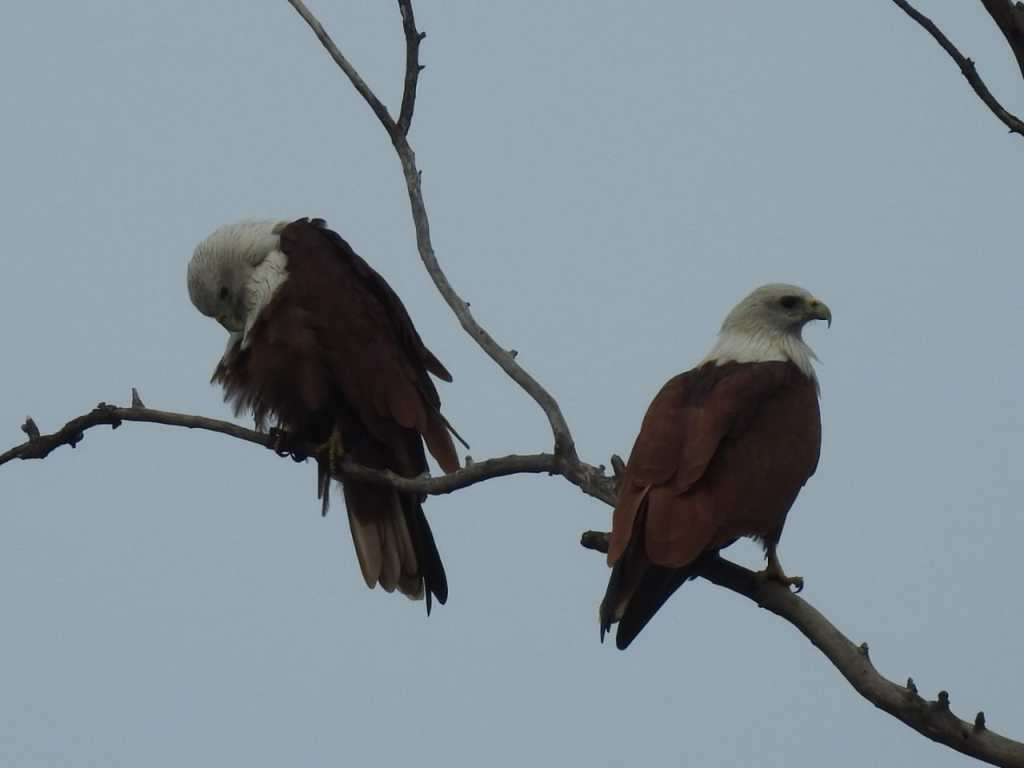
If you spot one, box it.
[391,141,578,459]
[580,532,1024,768]
[286,0,579,461]
[980,0,1024,80]
[7,392,1018,768]
[891,0,1024,136]
[285,0,397,134]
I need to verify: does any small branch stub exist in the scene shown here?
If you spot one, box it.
[21,417,40,441]
[96,403,122,430]
[976,711,987,732]
[580,530,610,554]
[907,677,919,695]
[610,454,626,483]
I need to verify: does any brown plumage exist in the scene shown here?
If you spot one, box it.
[189,217,462,611]
[600,284,830,649]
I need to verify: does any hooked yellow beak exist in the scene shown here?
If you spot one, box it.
[808,298,832,328]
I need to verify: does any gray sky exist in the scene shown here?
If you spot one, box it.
[2,2,1022,766]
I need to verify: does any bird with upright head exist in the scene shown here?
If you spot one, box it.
[187,217,464,612]
[600,283,831,649]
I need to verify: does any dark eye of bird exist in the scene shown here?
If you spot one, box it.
[218,286,229,300]
[779,295,800,310]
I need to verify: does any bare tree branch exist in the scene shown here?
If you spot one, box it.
[285,0,397,134]
[891,0,1024,136]
[389,142,578,459]
[2,404,267,464]
[396,0,424,136]
[287,0,579,461]
[0,400,612,502]
[579,531,1024,768]
[6,395,1016,768]
[980,0,1024,80]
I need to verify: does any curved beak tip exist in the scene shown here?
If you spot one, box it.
[810,299,832,328]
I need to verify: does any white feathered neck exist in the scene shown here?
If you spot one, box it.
[703,327,818,385]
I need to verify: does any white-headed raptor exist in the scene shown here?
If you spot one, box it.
[188,217,464,612]
[600,283,830,649]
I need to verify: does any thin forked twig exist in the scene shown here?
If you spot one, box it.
[285,0,396,134]
[286,0,579,460]
[397,0,424,135]
[891,0,1024,136]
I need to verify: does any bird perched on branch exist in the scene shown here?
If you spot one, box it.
[187,217,464,612]
[600,283,831,649]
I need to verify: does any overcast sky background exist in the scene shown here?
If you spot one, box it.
[2,2,1022,766]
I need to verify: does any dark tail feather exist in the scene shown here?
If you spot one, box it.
[331,425,448,611]
[401,493,448,614]
[614,564,697,650]
[599,557,628,644]
[317,457,331,517]
[598,528,643,647]
[599,526,649,643]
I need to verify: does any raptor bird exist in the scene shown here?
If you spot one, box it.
[187,217,463,611]
[600,283,830,649]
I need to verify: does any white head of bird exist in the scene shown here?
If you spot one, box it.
[704,283,831,381]
[187,219,289,343]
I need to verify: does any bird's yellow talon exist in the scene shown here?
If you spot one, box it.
[755,548,804,592]
[317,430,346,474]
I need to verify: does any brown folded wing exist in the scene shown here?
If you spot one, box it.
[602,360,820,647]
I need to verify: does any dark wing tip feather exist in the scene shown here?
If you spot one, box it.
[443,415,470,452]
[402,494,448,612]
[317,459,330,517]
[599,558,625,645]
[423,351,453,383]
[614,564,700,650]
